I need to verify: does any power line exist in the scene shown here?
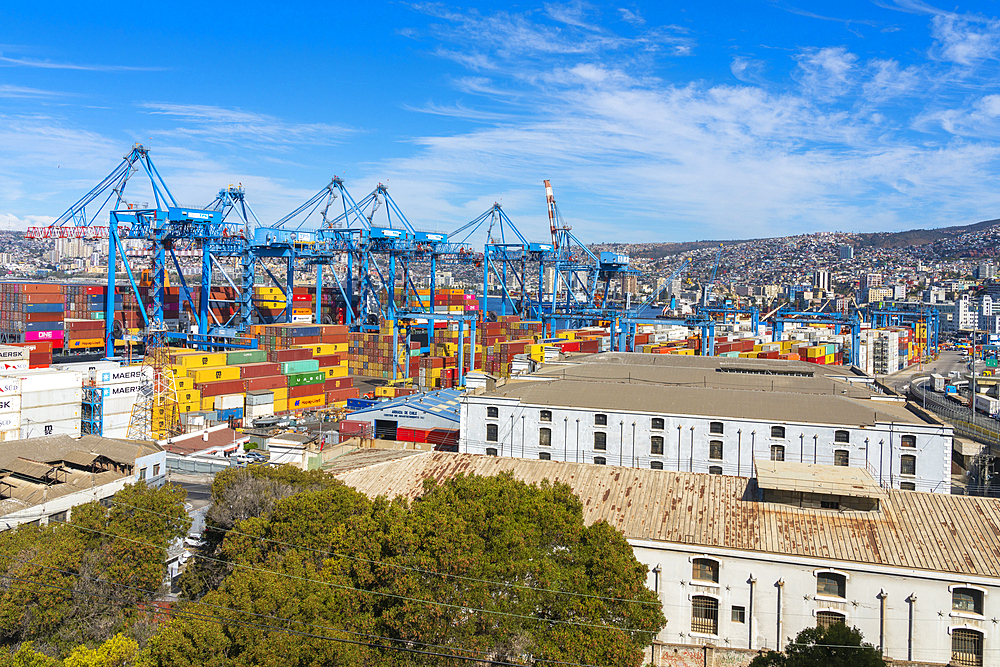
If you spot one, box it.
[111,500,661,607]
[54,519,657,636]
[1,556,604,667]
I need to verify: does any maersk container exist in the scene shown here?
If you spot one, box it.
[281,359,320,374]
[0,395,21,414]
[20,417,80,439]
[101,413,132,431]
[95,367,150,386]
[101,392,141,416]
[0,346,29,363]
[21,387,83,409]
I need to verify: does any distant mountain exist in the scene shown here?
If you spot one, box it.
[852,218,1000,249]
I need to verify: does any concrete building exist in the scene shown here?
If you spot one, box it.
[337,451,1000,667]
[460,354,952,493]
[838,245,854,260]
[0,434,166,530]
[811,269,830,292]
[975,263,995,280]
[347,389,461,440]
[861,273,882,291]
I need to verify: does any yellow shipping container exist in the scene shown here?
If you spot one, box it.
[293,343,340,356]
[175,377,193,390]
[324,366,348,379]
[824,354,835,365]
[178,401,199,414]
[289,394,321,410]
[806,346,824,357]
[201,397,216,411]
[291,307,312,316]
[175,389,201,403]
[188,366,241,383]
[272,387,288,401]
[254,286,284,296]
[179,353,227,368]
[273,398,288,413]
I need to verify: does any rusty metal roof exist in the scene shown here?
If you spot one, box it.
[754,459,886,499]
[336,452,1000,578]
[5,457,56,480]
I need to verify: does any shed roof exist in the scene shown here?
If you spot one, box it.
[349,389,462,424]
[754,459,886,499]
[485,379,923,427]
[335,452,1000,579]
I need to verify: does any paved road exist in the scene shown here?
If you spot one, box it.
[882,350,968,393]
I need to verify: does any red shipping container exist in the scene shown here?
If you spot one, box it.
[21,284,63,294]
[292,294,312,302]
[339,419,368,437]
[395,427,415,442]
[288,383,324,399]
[268,348,313,363]
[195,379,246,397]
[314,354,341,367]
[24,312,63,323]
[239,362,281,378]
[244,375,288,391]
[323,377,354,391]
[326,387,360,402]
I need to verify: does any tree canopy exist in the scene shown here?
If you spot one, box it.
[749,623,886,667]
[149,471,666,667]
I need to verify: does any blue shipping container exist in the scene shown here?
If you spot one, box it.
[23,303,64,313]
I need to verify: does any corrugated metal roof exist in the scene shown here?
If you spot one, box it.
[349,389,462,424]
[5,458,55,480]
[488,379,921,427]
[61,450,99,467]
[335,452,1000,578]
[755,459,886,499]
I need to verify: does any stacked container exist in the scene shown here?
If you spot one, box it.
[0,368,83,438]
[87,365,150,438]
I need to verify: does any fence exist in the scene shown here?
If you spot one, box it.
[165,453,232,475]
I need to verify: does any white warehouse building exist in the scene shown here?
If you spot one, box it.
[337,451,1000,667]
[460,354,953,493]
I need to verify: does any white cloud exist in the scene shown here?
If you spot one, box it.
[0,213,55,230]
[929,13,1000,65]
[0,85,64,98]
[0,54,164,71]
[617,8,645,26]
[793,46,858,100]
[731,57,767,85]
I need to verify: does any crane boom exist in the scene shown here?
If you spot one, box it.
[544,179,559,249]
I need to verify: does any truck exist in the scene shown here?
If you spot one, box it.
[930,373,946,392]
[974,394,1000,417]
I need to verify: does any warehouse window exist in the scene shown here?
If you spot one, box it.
[651,436,664,456]
[539,452,551,461]
[817,572,846,598]
[732,606,746,624]
[593,456,606,465]
[834,430,850,444]
[901,454,916,476]
[540,410,552,422]
[816,611,846,630]
[692,558,719,583]
[834,450,849,467]
[486,424,498,442]
[650,461,664,470]
[486,448,498,456]
[152,464,160,477]
[594,432,607,451]
[539,428,552,447]
[901,434,916,448]
[771,425,785,439]
[594,413,608,426]
[709,466,723,475]
[691,596,719,635]
[487,406,498,419]
[952,629,984,667]
[900,482,916,491]
[709,422,724,435]
[770,445,785,461]
[953,588,984,615]
[138,468,146,481]
[652,418,664,430]
[709,440,723,460]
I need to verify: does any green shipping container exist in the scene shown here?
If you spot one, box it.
[227,349,267,365]
[287,371,326,387]
[281,359,320,374]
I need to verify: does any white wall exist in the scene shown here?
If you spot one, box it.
[460,396,953,492]
[631,539,993,665]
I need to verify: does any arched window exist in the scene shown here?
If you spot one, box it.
[816,611,846,630]
[770,445,785,461]
[652,418,665,430]
[691,596,719,635]
[538,451,551,461]
[692,558,719,583]
[835,430,850,444]
[593,456,606,465]
[709,422,724,435]
[709,466,723,475]
[953,588,984,615]
[817,572,846,598]
[901,454,916,476]
[650,436,664,455]
[901,434,916,448]
[771,425,785,439]
[486,448,498,456]
[487,406,498,419]
[709,440,723,460]
[834,450,849,467]
[594,413,608,426]
[594,432,607,450]
[486,424,498,442]
[539,410,552,422]
[952,628,984,667]
[650,461,664,470]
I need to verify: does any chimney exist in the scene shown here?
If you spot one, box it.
[202,431,209,442]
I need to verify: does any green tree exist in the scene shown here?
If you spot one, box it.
[750,623,885,667]
[147,472,666,667]
[0,642,61,667]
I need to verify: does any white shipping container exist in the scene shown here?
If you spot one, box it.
[215,394,244,410]
[0,429,19,441]
[0,377,21,396]
[0,369,83,393]
[54,360,118,374]
[101,413,132,430]
[100,395,141,416]
[0,361,28,372]
[21,387,83,409]
[20,418,80,439]
[248,403,274,418]
[101,427,129,439]
[22,404,80,424]
[0,395,21,414]
[94,367,151,387]
[0,346,29,363]
[0,414,20,431]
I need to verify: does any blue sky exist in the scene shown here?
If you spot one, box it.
[2,1,1000,243]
